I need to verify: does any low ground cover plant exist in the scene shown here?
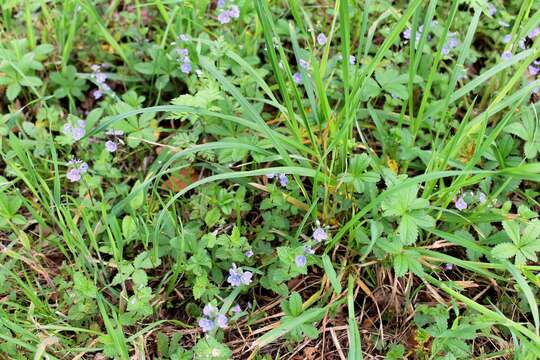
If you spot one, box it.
[1,0,540,358]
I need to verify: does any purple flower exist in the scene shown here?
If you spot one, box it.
[92,89,103,99]
[442,34,459,55]
[299,59,309,69]
[293,72,302,84]
[501,51,512,61]
[106,129,124,136]
[66,159,88,182]
[487,3,496,17]
[90,64,100,72]
[240,271,253,285]
[519,38,527,50]
[443,263,453,271]
[72,127,85,141]
[227,273,241,287]
[530,81,540,94]
[227,265,253,287]
[502,34,512,44]
[218,11,231,24]
[403,27,421,43]
[177,48,189,57]
[203,304,218,317]
[529,65,539,76]
[105,140,117,153]
[528,27,540,39]
[101,83,111,93]
[199,318,215,332]
[95,72,107,84]
[228,5,240,19]
[403,28,412,40]
[181,62,192,74]
[67,168,82,182]
[278,174,288,187]
[442,45,450,56]
[317,33,327,46]
[313,227,328,242]
[304,245,315,254]
[478,192,487,204]
[295,255,307,267]
[216,314,228,328]
[349,55,356,65]
[245,249,254,258]
[231,304,241,314]
[179,34,189,41]
[63,120,86,141]
[217,0,225,7]
[455,197,467,211]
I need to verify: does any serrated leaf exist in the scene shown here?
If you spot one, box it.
[491,242,518,259]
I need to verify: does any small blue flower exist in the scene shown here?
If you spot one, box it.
[349,55,356,65]
[216,314,228,329]
[177,48,189,57]
[95,72,107,84]
[529,65,539,76]
[304,245,315,254]
[487,3,496,17]
[63,120,86,141]
[203,304,218,317]
[218,11,231,24]
[217,0,225,7]
[67,168,82,182]
[501,51,512,61]
[295,255,307,267]
[478,192,487,204]
[278,174,288,187]
[92,89,103,99]
[528,27,540,39]
[293,72,302,84]
[299,59,309,69]
[179,34,189,41]
[245,249,254,258]
[443,263,453,271]
[66,159,88,182]
[199,317,215,332]
[455,197,467,211]
[227,265,253,287]
[181,62,192,74]
[105,140,117,153]
[317,33,327,46]
[228,5,240,19]
[312,227,328,242]
[502,34,512,44]
[232,304,242,314]
[240,271,253,285]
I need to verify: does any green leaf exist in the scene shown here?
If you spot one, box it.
[289,292,303,316]
[398,214,418,245]
[393,253,409,277]
[502,221,520,244]
[322,254,342,294]
[129,181,145,211]
[73,272,97,299]
[6,82,21,101]
[491,242,518,259]
[204,208,221,228]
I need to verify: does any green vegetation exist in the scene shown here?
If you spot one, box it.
[1,0,540,358]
